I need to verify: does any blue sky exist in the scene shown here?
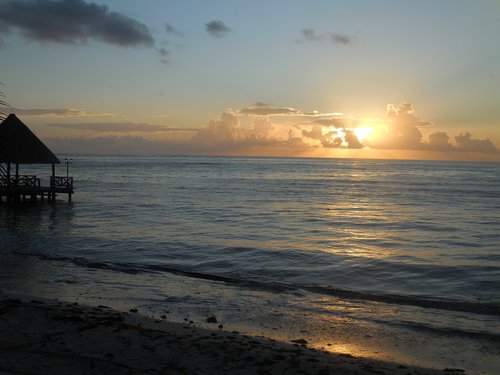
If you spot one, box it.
[1,0,499,160]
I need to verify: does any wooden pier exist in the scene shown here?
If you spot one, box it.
[0,114,74,204]
[0,175,73,204]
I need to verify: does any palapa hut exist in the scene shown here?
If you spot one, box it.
[0,114,73,203]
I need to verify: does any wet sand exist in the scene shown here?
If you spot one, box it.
[0,292,469,375]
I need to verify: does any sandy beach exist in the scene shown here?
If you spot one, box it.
[0,292,467,375]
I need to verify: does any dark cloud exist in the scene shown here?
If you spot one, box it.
[0,0,154,47]
[205,20,231,38]
[238,106,300,116]
[344,129,363,149]
[331,34,354,45]
[45,122,197,133]
[298,28,354,46]
[302,125,342,148]
[301,28,324,42]
[253,101,270,108]
[301,122,363,149]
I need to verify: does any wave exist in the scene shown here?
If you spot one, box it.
[19,252,500,317]
[386,320,500,342]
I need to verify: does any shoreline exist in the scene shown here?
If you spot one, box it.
[0,292,465,374]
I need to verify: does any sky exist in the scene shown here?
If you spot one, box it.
[0,0,499,161]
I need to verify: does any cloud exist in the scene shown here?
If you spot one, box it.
[344,129,363,149]
[362,103,498,154]
[426,132,454,151]
[331,34,354,45]
[421,131,498,154]
[158,47,171,64]
[301,118,364,149]
[238,106,300,116]
[45,122,198,133]
[197,104,498,154]
[187,110,311,156]
[250,117,275,138]
[0,107,89,116]
[165,23,183,37]
[191,112,240,144]
[454,132,498,153]
[40,103,499,157]
[302,125,341,148]
[301,28,324,42]
[205,20,231,38]
[45,134,314,157]
[310,116,354,128]
[366,103,429,150]
[45,135,175,155]
[298,28,354,46]
[0,0,153,47]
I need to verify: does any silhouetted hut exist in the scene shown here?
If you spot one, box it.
[0,114,73,203]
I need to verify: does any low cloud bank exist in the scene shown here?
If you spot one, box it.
[46,122,196,133]
[0,107,88,116]
[42,103,498,157]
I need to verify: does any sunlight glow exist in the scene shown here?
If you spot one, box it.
[353,126,373,143]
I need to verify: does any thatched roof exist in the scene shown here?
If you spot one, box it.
[0,114,60,164]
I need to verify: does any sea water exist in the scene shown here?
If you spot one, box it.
[1,156,499,373]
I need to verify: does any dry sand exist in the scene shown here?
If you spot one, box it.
[0,293,467,374]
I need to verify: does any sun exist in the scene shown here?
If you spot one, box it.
[353,126,373,142]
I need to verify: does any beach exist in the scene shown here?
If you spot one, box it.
[0,292,466,375]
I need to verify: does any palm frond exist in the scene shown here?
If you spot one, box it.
[0,83,8,121]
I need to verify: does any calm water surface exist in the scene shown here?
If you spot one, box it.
[1,156,499,373]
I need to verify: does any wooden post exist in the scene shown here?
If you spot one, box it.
[6,162,11,203]
[51,163,56,203]
[15,164,19,201]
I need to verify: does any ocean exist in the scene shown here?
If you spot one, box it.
[1,155,499,373]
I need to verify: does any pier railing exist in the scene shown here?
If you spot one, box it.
[0,175,40,188]
[1,174,74,204]
[50,176,74,191]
